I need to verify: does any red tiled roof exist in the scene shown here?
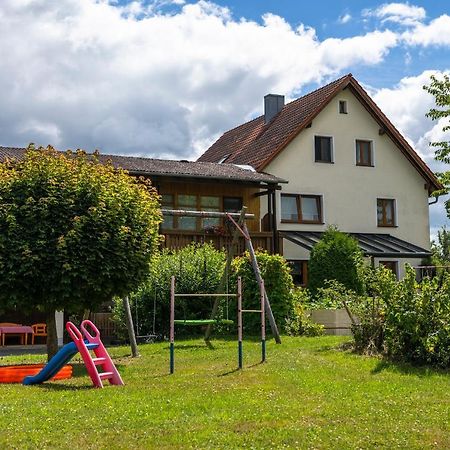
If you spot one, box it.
[198,74,442,194]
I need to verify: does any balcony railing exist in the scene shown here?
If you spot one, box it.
[161,230,275,254]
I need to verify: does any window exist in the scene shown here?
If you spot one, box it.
[288,260,309,286]
[356,140,373,166]
[201,196,220,228]
[161,194,174,229]
[223,197,243,213]
[339,100,348,114]
[377,198,396,227]
[160,194,243,231]
[177,194,197,230]
[314,136,333,163]
[281,194,322,224]
[380,261,398,279]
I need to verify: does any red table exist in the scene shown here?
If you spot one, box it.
[0,326,33,346]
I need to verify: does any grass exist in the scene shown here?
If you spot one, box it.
[0,336,449,449]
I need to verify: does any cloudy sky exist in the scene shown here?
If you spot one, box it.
[0,0,449,235]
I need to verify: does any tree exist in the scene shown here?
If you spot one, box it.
[0,145,161,358]
[423,74,450,201]
[431,226,450,265]
[308,227,364,298]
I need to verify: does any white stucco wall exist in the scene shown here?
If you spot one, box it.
[263,89,431,271]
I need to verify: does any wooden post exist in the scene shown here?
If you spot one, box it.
[170,276,175,374]
[243,223,282,344]
[204,207,247,342]
[237,276,243,370]
[123,296,140,358]
[260,280,266,362]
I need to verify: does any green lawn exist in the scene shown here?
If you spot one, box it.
[0,336,449,449]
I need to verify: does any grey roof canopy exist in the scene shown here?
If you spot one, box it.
[0,146,286,186]
[280,231,431,258]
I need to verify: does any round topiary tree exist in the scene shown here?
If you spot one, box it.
[0,145,162,358]
[308,226,364,298]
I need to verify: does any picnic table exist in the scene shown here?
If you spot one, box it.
[0,325,34,346]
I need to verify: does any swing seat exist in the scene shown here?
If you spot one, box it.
[173,319,234,326]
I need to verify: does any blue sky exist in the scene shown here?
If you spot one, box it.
[0,0,449,236]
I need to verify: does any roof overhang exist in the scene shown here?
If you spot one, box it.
[280,231,431,258]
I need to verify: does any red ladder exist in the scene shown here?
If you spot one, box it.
[66,320,124,388]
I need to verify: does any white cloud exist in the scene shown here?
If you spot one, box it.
[0,0,400,160]
[338,13,352,25]
[402,14,450,46]
[364,2,426,27]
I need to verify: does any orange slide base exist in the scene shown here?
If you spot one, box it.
[0,364,72,383]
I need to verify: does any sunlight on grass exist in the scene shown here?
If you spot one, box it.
[1,336,449,449]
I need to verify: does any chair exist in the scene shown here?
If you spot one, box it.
[31,323,47,345]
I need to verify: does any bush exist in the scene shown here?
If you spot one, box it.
[308,227,364,298]
[383,266,450,368]
[113,243,226,337]
[231,251,297,334]
[285,288,324,337]
[342,265,450,367]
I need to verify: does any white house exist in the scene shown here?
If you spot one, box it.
[198,74,442,283]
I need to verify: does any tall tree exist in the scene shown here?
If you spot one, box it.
[308,227,364,298]
[0,145,161,358]
[423,74,450,203]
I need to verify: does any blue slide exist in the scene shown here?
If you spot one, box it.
[23,341,98,385]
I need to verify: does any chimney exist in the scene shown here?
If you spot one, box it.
[264,94,285,123]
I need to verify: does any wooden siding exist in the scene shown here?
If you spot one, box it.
[155,178,261,232]
[162,230,278,254]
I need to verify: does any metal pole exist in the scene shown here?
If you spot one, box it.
[243,223,282,344]
[260,280,266,362]
[170,276,175,374]
[237,276,243,370]
[205,207,247,342]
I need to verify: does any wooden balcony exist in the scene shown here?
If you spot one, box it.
[161,230,275,254]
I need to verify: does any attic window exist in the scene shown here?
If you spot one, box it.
[339,100,348,114]
[218,154,230,164]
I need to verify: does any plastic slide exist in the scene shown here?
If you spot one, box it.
[22,341,98,385]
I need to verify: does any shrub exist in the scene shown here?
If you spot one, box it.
[285,288,324,337]
[308,227,364,298]
[114,243,226,337]
[345,265,450,367]
[230,251,296,334]
[383,266,450,368]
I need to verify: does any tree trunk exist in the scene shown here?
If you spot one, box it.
[46,309,58,362]
[123,296,139,358]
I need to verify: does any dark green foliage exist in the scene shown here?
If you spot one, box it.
[115,243,227,337]
[423,74,450,166]
[308,227,364,297]
[431,226,450,265]
[423,74,450,205]
[285,288,324,337]
[346,266,450,368]
[0,145,161,316]
[230,251,296,334]
[383,267,450,368]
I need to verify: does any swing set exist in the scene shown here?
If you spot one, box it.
[160,206,280,374]
[169,275,266,373]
